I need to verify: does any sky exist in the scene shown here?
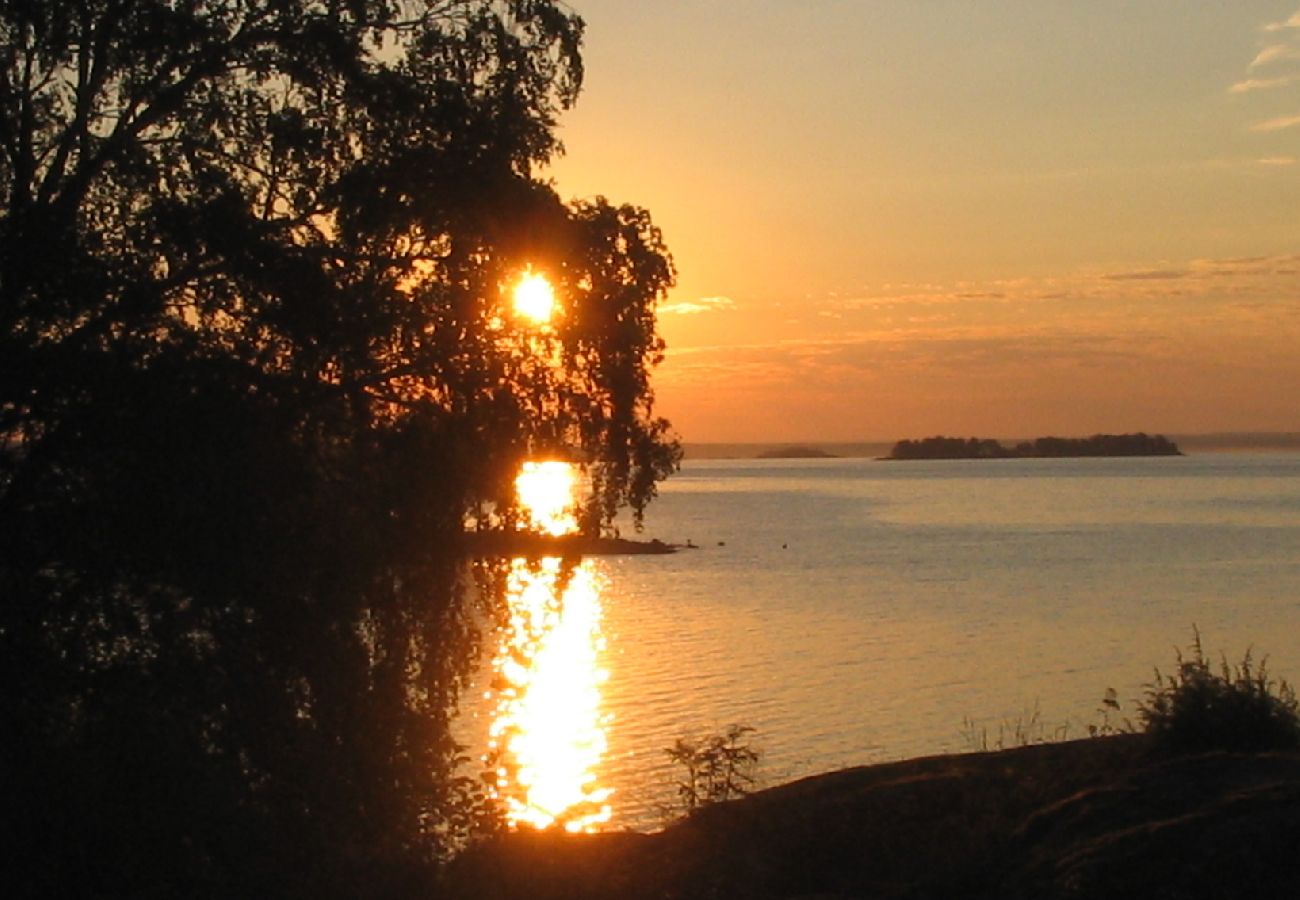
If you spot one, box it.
[544,1,1300,443]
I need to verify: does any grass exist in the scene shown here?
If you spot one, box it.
[960,701,1074,752]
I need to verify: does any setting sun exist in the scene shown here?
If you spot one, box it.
[513,271,556,324]
[514,461,578,536]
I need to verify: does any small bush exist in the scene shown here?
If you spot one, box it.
[665,724,761,812]
[1139,629,1300,753]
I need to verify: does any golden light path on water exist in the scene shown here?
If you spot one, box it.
[484,461,613,832]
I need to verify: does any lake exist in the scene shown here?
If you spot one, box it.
[460,453,1300,830]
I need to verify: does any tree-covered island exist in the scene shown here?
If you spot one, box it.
[888,433,1183,460]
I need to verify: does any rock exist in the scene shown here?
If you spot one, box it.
[444,736,1300,900]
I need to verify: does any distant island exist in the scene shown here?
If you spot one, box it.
[888,433,1183,460]
[682,433,1299,459]
[756,444,838,459]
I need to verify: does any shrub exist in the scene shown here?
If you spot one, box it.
[666,724,761,812]
[1139,630,1300,753]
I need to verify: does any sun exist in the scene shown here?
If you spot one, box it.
[514,460,577,536]
[513,270,556,324]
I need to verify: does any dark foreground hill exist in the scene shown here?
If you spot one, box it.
[448,735,1300,900]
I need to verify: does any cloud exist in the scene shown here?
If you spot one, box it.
[658,295,735,315]
[1258,155,1297,165]
[1251,113,1300,132]
[654,253,1300,426]
[1264,11,1300,32]
[832,288,1023,313]
[677,253,1298,341]
[1233,14,1300,129]
[661,327,1155,392]
[1249,44,1300,68]
[1101,268,1187,282]
[1229,74,1298,93]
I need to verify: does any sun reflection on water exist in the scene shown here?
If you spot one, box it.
[483,462,612,831]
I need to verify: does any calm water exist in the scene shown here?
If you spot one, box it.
[462,453,1300,830]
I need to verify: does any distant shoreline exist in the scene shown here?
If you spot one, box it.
[754,444,838,459]
[683,431,1300,460]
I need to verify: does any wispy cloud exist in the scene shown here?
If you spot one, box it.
[1232,13,1300,130]
[1257,155,1297,165]
[1249,43,1300,68]
[1102,268,1187,282]
[1264,11,1300,32]
[661,254,1300,392]
[1229,74,1298,93]
[1251,113,1300,132]
[659,295,736,315]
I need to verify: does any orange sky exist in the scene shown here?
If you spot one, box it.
[546,2,1300,443]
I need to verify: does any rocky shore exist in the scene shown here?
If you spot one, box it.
[448,735,1300,899]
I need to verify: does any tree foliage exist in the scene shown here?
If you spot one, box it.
[0,2,678,895]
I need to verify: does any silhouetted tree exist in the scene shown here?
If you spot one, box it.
[0,2,677,896]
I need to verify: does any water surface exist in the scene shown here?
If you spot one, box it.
[464,454,1300,829]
